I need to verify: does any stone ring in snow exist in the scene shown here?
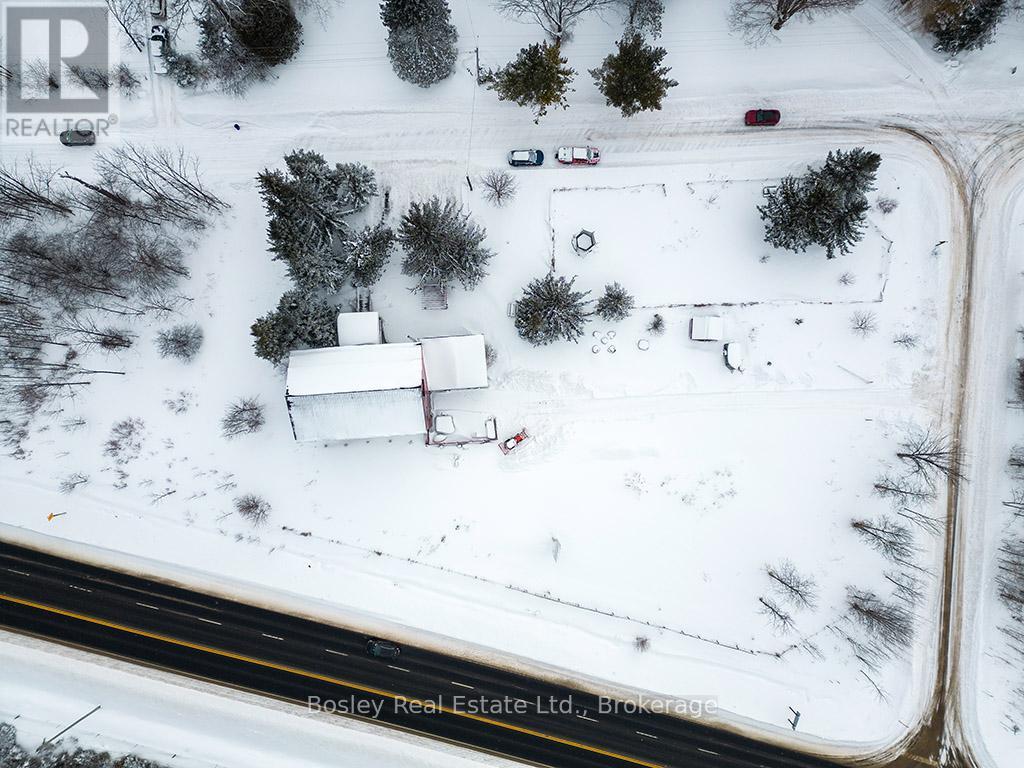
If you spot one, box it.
[608,330,617,339]
[608,345,616,354]
[592,330,601,338]
[592,345,601,354]
[600,336,609,345]
[637,339,650,351]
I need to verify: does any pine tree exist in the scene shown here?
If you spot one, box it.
[590,33,677,117]
[250,289,338,365]
[381,0,458,87]
[594,282,635,321]
[483,42,576,122]
[257,150,377,292]
[515,273,591,346]
[928,0,1007,54]
[398,197,493,290]
[343,222,394,287]
[758,147,880,260]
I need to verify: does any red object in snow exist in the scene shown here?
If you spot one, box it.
[499,427,530,454]
[744,109,781,126]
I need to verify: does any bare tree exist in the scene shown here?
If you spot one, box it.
[729,0,864,43]
[481,170,518,207]
[765,559,819,610]
[850,309,878,337]
[0,161,74,223]
[234,494,270,526]
[497,0,617,41]
[103,417,145,465]
[1003,488,1024,518]
[59,472,90,493]
[893,332,919,349]
[851,516,915,561]
[221,397,266,438]
[846,587,914,657]
[896,426,964,483]
[633,635,650,652]
[758,595,795,633]
[884,569,925,607]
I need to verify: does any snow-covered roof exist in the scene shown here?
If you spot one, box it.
[287,390,426,442]
[336,311,381,346]
[286,344,423,396]
[421,335,488,392]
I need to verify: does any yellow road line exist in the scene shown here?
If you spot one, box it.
[0,593,663,768]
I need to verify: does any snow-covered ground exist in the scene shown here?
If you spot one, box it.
[0,630,498,768]
[3,0,1024,766]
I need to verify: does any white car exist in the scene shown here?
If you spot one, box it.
[723,342,746,372]
[689,316,723,342]
[556,146,600,165]
[149,25,169,75]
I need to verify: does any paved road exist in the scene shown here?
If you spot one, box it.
[0,540,845,768]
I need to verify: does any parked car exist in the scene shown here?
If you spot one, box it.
[744,109,781,127]
[507,149,544,167]
[689,316,724,342]
[150,0,167,19]
[723,342,746,372]
[556,146,600,165]
[59,129,96,147]
[366,639,401,659]
[149,25,169,75]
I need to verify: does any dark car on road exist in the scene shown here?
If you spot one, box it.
[366,639,402,659]
[59,129,96,146]
[507,149,544,167]
[744,109,781,127]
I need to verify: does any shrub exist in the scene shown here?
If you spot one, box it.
[221,397,266,438]
[156,323,204,362]
[594,282,635,321]
[234,494,270,526]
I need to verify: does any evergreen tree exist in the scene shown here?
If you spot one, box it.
[928,0,1007,54]
[515,273,590,345]
[594,281,635,321]
[398,197,493,290]
[758,147,880,259]
[483,42,575,122]
[343,222,394,287]
[250,289,338,364]
[590,33,677,117]
[197,0,302,92]
[257,150,377,292]
[381,0,458,87]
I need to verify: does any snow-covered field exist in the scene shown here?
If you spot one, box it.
[3,0,1024,766]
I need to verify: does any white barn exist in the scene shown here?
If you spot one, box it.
[285,318,488,443]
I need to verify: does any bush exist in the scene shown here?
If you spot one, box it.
[166,53,209,89]
[156,323,204,362]
[234,494,270,525]
[221,397,266,438]
[647,313,665,336]
[594,282,635,321]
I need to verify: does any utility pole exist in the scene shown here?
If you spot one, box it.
[474,47,481,84]
[787,707,801,731]
[41,706,101,747]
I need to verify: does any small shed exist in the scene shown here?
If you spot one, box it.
[572,229,596,256]
[336,311,382,346]
[421,335,488,392]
